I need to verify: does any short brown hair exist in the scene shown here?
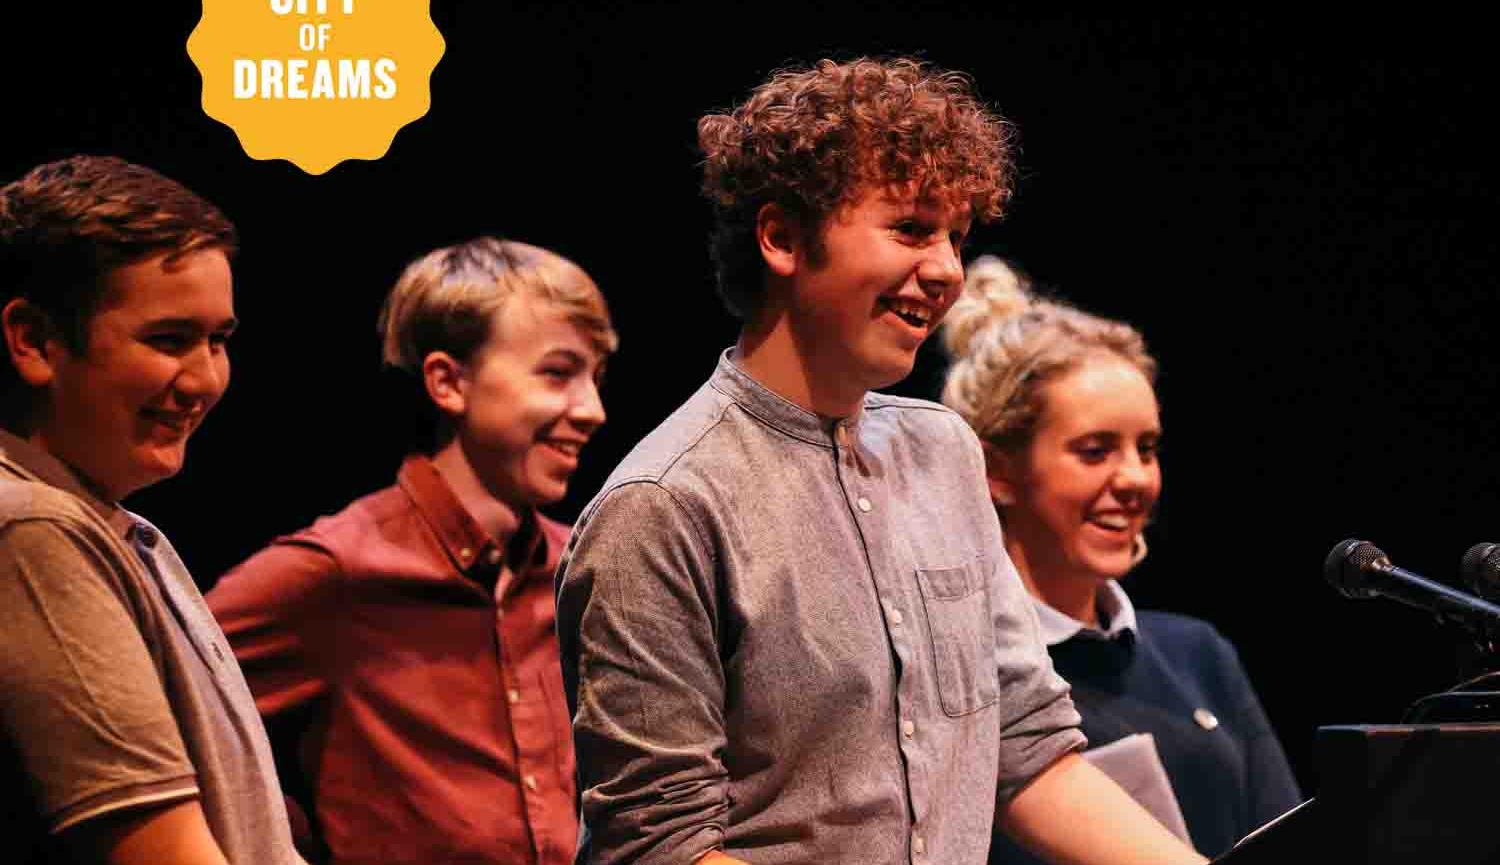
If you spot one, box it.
[0,155,237,357]
[698,56,1015,318]
[378,236,617,375]
[942,256,1156,455]
[0,153,235,407]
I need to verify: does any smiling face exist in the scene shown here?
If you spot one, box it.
[783,185,970,406]
[449,291,607,510]
[31,248,236,501]
[993,354,1162,588]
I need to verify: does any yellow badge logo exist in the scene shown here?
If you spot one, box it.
[188,0,445,175]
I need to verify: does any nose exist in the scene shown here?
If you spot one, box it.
[916,237,963,298]
[569,378,606,434]
[174,341,229,406]
[1110,450,1158,504]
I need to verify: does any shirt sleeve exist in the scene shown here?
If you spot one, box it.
[555,481,728,865]
[988,548,1088,801]
[206,539,339,719]
[0,517,198,832]
[947,414,1087,802]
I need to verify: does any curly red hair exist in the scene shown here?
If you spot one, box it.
[698,57,1015,318]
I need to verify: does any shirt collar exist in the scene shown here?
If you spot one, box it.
[1032,580,1138,646]
[0,428,134,537]
[396,454,544,586]
[708,348,865,447]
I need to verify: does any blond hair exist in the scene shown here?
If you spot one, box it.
[941,256,1155,453]
[378,236,617,373]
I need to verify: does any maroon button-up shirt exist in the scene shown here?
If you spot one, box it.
[207,456,577,865]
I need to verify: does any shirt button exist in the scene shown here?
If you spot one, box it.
[913,836,926,855]
[507,689,521,704]
[523,774,539,792]
[856,497,872,512]
[902,720,915,738]
[486,547,503,565]
[459,547,473,562]
[889,607,904,626]
[133,524,159,549]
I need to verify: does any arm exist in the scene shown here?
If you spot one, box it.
[206,540,338,718]
[999,752,1208,865]
[62,800,230,865]
[556,482,730,865]
[0,518,218,861]
[694,853,749,865]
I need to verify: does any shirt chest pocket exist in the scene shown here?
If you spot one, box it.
[915,562,999,717]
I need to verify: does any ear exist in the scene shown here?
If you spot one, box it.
[983,445,1020,508]
[1,298,62,387]
[421,351,468,418]
[755,202,801,278]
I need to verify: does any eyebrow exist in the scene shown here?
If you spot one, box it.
[145,316,240,331]
[544,345,603,364]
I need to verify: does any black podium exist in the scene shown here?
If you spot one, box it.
[1215,723,1500,864]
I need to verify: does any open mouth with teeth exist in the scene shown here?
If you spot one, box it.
[1086,513,1133,533]
[879,297,933,329]
[541,440,582,459]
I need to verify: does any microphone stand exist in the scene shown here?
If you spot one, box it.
[1401,627,1500,723]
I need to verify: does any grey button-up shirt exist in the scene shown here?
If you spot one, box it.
[557,351,1084,865]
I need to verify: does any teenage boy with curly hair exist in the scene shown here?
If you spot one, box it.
[557,58,1208,865]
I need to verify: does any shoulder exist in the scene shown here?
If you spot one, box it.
[597,380,735,492]
[232,480,409,575]
[0,476,108,530]
[1137,609,1227,646]
[208,487,408,603]
[865,392,967,429]
[865,393,983,456]
[0,479,124,571]
[1136,609,1249,684]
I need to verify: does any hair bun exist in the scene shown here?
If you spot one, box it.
[942,255,1032,358]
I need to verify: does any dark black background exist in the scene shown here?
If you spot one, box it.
[5,5,1496,796]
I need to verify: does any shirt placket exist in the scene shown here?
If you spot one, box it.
[832,419,931,862]
[495,571,556,865]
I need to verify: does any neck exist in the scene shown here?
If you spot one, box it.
[1004,532,1100,627]
[429,439,523,547]
[20,428,128,502]
[737,312,863,418]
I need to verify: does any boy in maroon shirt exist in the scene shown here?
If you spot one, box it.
[208,237,616,865]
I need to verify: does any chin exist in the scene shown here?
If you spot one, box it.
[1085,558,1135,581]
[525,481,570,508]
[865,359,918,391]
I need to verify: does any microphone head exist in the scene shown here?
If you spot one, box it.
[1324,538,1387,599]
[1461,542,1500,600]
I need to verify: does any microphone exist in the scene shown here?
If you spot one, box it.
[1324,539,1500,625]
[1462,542,1500,602]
